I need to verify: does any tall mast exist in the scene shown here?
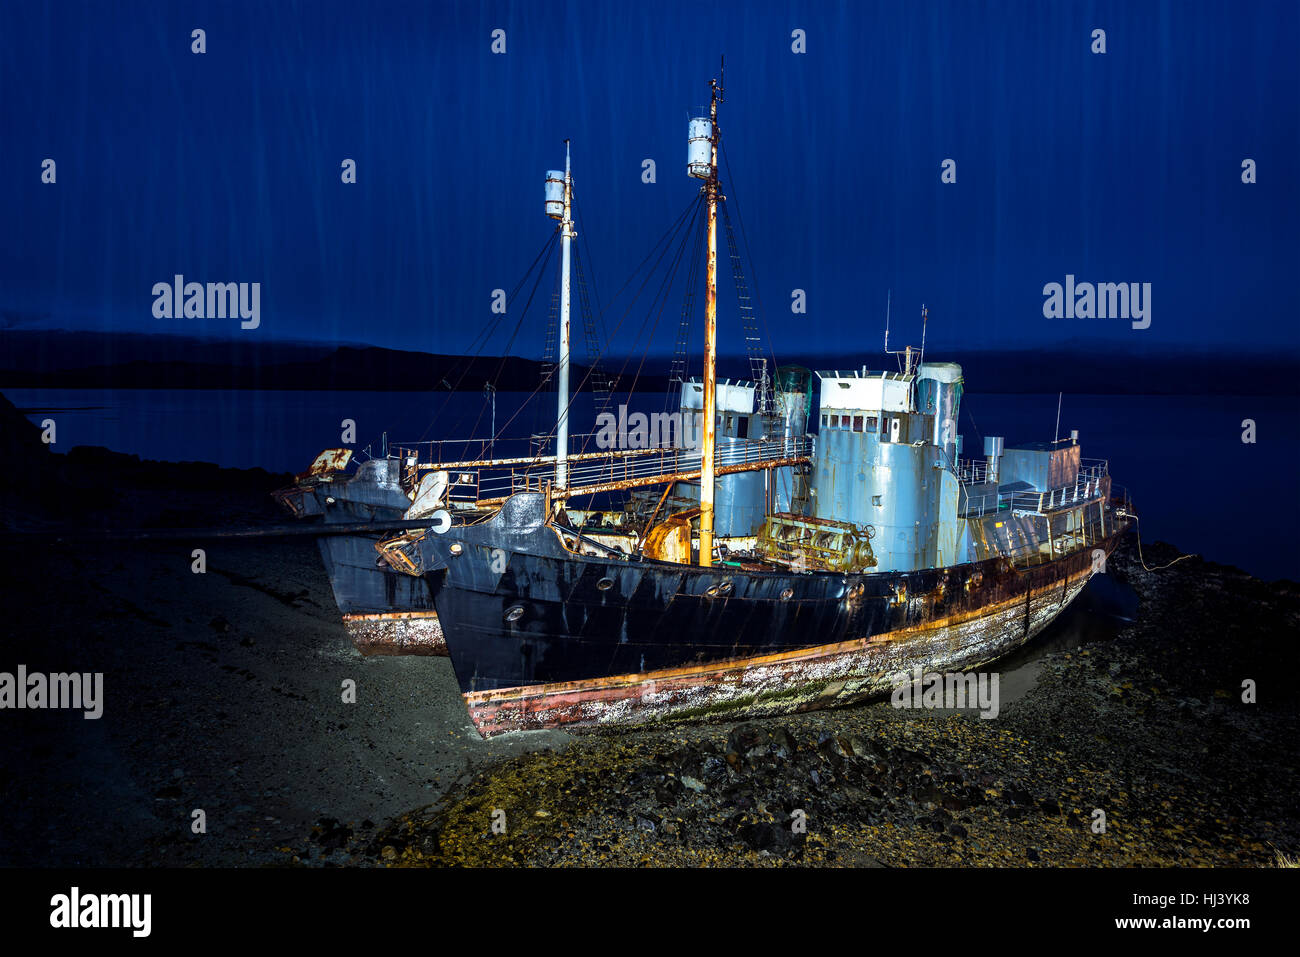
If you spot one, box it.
[555,141,574,490]
[699,70,722,567]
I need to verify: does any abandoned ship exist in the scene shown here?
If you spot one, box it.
[369,68,1136,737]
[272,449,445,655]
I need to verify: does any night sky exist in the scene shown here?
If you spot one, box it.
[2,0,1297,359]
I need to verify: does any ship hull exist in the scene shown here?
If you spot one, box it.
[459,558,1098,734]
[316,496,448,656]
[421,501,1127,735]
[274,462,447,656]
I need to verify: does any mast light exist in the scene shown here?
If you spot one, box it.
[687,117,712,179]
[544,170,565,219]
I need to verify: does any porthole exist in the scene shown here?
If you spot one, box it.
[449,542,464,556]
[596,577,615,591]
[780,587,794,601]
[504,604,525,622]
[717,581,734,596]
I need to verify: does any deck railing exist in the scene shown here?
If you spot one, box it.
[478,436,814,504]
[959,458,1110,517]
[391,431,609,469]
[391,436,813,507]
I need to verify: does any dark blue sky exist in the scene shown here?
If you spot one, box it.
[2,0,1297,358]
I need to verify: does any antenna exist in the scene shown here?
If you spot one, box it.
[919,303,927,369]
[884,290,905,372]
[884,296,927,375]
[1053,391,1063,443]
[883,289,891,353]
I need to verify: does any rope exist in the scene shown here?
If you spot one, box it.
[1125,513,1197,571]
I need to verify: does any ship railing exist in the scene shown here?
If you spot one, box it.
[442,469,480,506]
[962,461,1113,517]
[957,456,1107,487]
[460,436,814,504]
[1005,504,1114,569]
[955,458,990,484]
[1005,473,1111,514]
[391,431,609,469]
[1109,483,1137,519]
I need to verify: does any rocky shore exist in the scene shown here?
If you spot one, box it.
[354,539,1299,867]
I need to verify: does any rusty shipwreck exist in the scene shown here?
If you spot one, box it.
[370,68,1135,736]
[272,448,447,655]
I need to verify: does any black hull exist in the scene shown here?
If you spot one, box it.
[422,496,1127,697]
[315,497,434,616]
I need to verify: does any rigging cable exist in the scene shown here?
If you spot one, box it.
[415,230,559,443]
[487,193,705,457]
[461,229,562,444]
[543,193,704,454]
[720,134,781,402]
[664,190,706,414]
[571,188,615,398]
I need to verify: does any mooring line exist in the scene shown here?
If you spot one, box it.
[1123,514,1196,572]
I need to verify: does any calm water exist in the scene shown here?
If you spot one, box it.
[9,388,1299,582]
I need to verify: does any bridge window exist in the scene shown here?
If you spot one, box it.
[852,415,864,431]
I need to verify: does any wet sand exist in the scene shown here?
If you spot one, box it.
[0,461,568,867]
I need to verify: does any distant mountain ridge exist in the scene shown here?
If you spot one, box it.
[0,329,637,393]
[0,329,1296,395]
